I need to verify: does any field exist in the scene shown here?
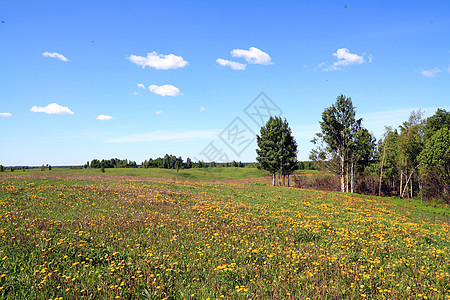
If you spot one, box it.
[0,172,449,299]
[14,167,319,182]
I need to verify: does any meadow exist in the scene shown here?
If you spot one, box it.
[14,167,273,181]
[0,172,449,299]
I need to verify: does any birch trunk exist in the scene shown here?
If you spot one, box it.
[410,177,413,198]
[400,170,403,198]
[340,154,345,193]
[379,142,386,196]
[346,163,349,193]
[351,161,354,193]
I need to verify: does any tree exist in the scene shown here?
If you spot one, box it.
[423,108,450,141]
[311,95,361,192]
[280,119,298,186]
[0,165,4,172]
[419,127,450,203]
[397,111,423,198]
[41,164,45,171]
[256,116,298,186]
[90,159,100,168]
[350,127,376,193]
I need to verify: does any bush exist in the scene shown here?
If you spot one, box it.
[293,174,340,191]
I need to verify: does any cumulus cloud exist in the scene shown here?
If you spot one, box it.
[200,106,207,112]
[0,112,12,118]
[155,110,162,115]
[231,47,273,65]
[216,58,246,70]
[30,103,74,115]
[149,84,182,97]
[137,83,146,89]
[324,48,366,71]
[96,114,113,121]
[421,68,441,77]
[42,52,69,62]
[128,51,188,70]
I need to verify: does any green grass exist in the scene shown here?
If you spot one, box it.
[0,174,448,299]
[12,167,319,181]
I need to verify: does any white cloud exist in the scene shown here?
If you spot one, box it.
[155,110,162,115]
[421,68,441,77]
[149,84,182,97]
[324,48,366,71]
[133,92,138,96]
[137,83,146,89]
[96,114,113,121]
[128,51,188,70]
[200,106,207,112]
[216,58,246,70]
[42,52,69,62]
[108,129,219,143]
[30,103,74,115]
[0,112,12,118]
[231,47,273,65]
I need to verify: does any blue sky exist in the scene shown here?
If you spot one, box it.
[1,0,449,166]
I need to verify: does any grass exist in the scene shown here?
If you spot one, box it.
[0,173,448,299]
[12,167,319,181]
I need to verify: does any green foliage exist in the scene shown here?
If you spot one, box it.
[423,108,450,141]
[419,127,450,203]
[420,127,450,168]
[256,116,298,185]
[311,94,374,193]
[0,165,4,172]
[40,165,45,171]
[318,94,361,156]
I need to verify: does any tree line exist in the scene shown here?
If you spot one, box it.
[86,158,138,169]
[307,94,450,203]
[141,155,246,169]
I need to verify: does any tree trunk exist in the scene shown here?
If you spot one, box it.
[351,161,354,193]
[287,174,290,187]
[401,170,414,198]
[379,142,386,196]
[272,173,275,186]
[279,161,283,186]
[346,163,349,193]
[410,177,413,199]
[419,177,423,204]
[400,170,403,198]
[340,154,345,193]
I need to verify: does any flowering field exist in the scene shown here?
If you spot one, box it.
[0,174,449,299]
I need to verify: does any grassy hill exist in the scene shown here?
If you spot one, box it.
[0,174,448,299]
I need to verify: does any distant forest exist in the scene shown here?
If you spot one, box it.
[82,155,316,170]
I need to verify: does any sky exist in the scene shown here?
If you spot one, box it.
[1,0,450,166]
